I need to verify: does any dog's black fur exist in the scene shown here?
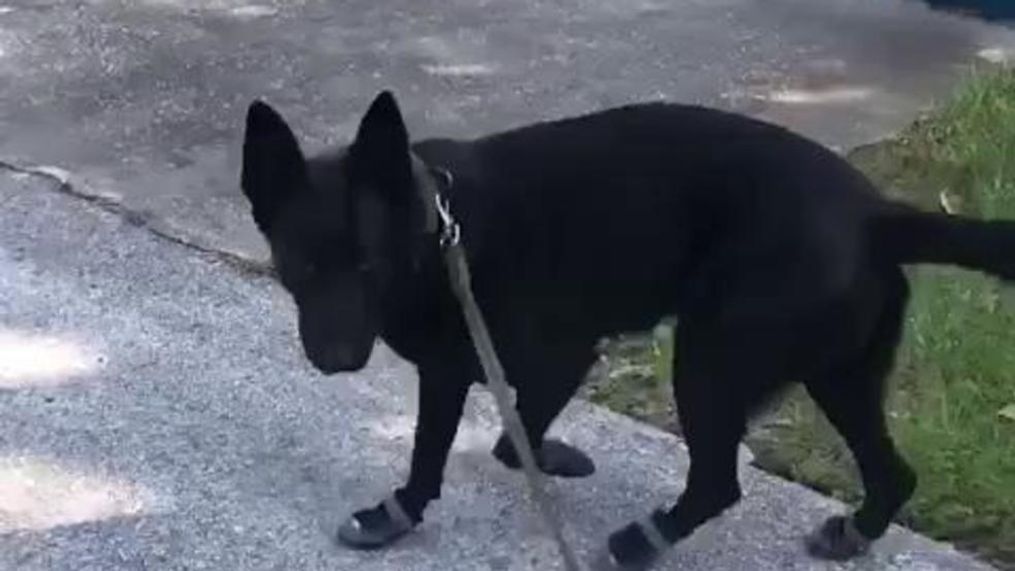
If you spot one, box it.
[241,91,1015,567]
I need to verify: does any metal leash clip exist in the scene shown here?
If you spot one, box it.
[435,192,460,248]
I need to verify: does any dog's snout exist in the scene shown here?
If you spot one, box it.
[305,343,371,374]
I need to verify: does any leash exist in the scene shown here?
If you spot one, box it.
[426,164,586,571]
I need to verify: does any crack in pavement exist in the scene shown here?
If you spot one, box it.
[0,158,275,281]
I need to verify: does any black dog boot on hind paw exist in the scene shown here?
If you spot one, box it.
[599,510,672,570]
[492,434,596,478]
[805,515,873,561]
[337,495,417,550]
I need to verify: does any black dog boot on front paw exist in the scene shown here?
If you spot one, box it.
[601,510,672,570]
[492,434,596,478]
[337,495,417,550]
[805,515,873,561]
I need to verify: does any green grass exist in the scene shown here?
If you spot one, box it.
[587,69,1015,567]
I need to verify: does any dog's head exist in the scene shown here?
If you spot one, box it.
[241,92,427,373]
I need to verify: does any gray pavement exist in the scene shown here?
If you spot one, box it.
[0,1,1012,569]
[0,172,997,569]
[1,0,1015,261]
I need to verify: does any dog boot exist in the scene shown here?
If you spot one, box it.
[337,495,416,550]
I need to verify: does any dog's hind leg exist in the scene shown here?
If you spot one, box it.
[492,342,598,478]
[606,324,751,569]
[804,269,916,560]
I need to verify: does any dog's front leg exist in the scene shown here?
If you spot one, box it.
[338,363,471,550]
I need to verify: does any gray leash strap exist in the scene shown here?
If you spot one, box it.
[440,216,585,571]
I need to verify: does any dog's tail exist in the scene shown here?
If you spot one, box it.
[871,203,1015,280]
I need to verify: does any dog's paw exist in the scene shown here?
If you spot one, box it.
[604,511,671,570]
[337,496,416,550]
[492,435,596,478]
[805,516,872,561]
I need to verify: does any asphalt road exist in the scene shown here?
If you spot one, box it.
[1,0,1014,261]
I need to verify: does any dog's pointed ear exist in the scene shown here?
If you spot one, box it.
[241,100,307,235]
[350,91,411,186]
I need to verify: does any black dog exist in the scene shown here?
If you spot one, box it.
[240,91,1015,568]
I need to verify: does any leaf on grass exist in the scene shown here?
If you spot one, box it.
[998,404,1015,422]
[939,190,960,215]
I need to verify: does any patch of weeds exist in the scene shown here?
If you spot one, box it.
[584,325,677,433]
